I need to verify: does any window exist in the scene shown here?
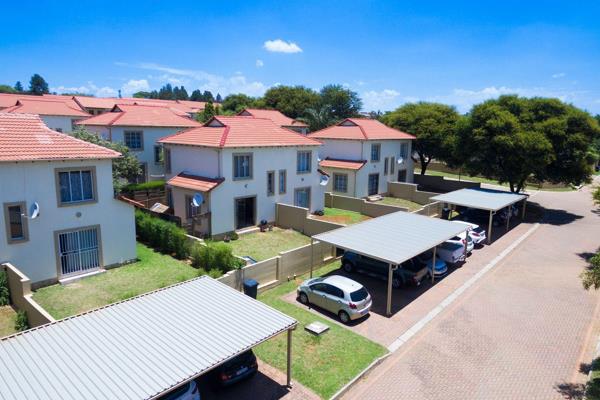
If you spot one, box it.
[400,142,409,159]
[384,157,389,175]
[368,173,379,196]
[154,145,163,164]
[164,147,172,174]
[370,143,381,162]
[56,168,96,206]
[297,151,312,174]
[390,156,395,175]
[278,170,287,194]
[124,131,143,150]
[4,202,28,244]
[185,195,199,219]
[233,153,253,180]
[267,171,275,196]
[57,226,100,276]
[333,173,348,193]
[323,284,344,298]
[294,187,311,209]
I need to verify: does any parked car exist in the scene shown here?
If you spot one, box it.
[212,350,258,386]
[297,275,372,323]
[415,251,449,277]
[458,206,518,227]
[446,231,474,254]
[341,252,428,287]
[435,242,466,266]
[450,220,487,246]
[160,381,200,400]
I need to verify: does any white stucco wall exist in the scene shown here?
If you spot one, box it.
[41,115,86,133]
[318,139,414,198]
[0,159,137,284]
[165,145,325,236]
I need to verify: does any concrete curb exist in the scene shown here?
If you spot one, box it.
[329,352,392,400]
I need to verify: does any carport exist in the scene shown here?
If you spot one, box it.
[431,188,528,245]
[0,276,297,400]
[311,211,467,317]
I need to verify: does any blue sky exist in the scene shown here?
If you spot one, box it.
[1,1,600,113]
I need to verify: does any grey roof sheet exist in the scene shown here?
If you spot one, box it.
[0,276,297,400]
[313,211,467,265]
[431,188,527,211]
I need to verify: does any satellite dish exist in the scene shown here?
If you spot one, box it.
[30,202,40,219]
[397,157,404,165]
[191,193,204,207]
[319,175,329,186]
[317,156,322,162]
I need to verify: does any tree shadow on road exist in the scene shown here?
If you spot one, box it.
[554,382,586,400]
[526,201,584,226]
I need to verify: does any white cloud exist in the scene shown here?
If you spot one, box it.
[256,59,264,68]
[552,72,566,79]
[362,89,401,111]
[121,79,150,95]
[50,82,118,97]
[263,39,302,54]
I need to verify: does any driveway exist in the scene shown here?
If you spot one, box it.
[342,183,600,399]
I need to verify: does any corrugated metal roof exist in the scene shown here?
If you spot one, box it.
[313,211,467,265]
[0,276,297,400]
[431,188,527,211]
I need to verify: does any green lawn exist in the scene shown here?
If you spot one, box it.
[255,261,387,399]
[33,243,200,319]
[0,306,17,338]
[379,196,423,211]
[224,227,311,261]
[314,207,371,225]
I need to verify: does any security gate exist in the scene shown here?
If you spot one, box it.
[58,227,100,276]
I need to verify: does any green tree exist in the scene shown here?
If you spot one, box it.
[190,89,203,101]
[0,84,16,93]
[29,74,49,95]
[133,91,153,98]
[14,81,23,92]
[197,101,216,123]
[319,84,362,119]
[382,102,460,175]
[72,127,141,191]
[263,85,320,119]
[299,106,335,131]
[581,252,600,291]
[221,93,258,113]
[202,91,215,102]
[158,84,174,100]
[216,93,223,103]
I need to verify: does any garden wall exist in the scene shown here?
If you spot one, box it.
[276,203,343,235]
[324,193,409,216]
[2,263,55,328]
[387,182,440,205]
[413,174,480,193]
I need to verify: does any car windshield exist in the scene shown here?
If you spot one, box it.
[350,287,369,302]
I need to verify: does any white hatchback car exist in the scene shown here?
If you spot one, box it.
[451,220,487,246]
[446,230,474,254]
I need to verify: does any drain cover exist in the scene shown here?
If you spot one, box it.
[305,321,329,335]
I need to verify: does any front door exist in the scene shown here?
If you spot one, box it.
[58,227,100,277]
[235,197,255,229]
[368,173,379,196]
[397,169,407,182]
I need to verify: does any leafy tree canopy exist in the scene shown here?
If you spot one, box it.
[319,84,362,119]
[263,85,320,119]
[581,252,600,291]
[382,102,460,175]
[0,84,17,94]
[14,81,23,92]
[221,93,262,113]
[299,106,336,131]
[196,100,218,123]
[71,127,141,191]
[29,74,49,95]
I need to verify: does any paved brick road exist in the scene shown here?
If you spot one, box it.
[343,182,600,400]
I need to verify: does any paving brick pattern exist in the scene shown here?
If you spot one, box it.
[343,183,600,400]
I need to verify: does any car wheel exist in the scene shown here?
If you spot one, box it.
[299,292,309,305]
[342,262,353,273]
[339,310,350,324]
[392,277,402,288]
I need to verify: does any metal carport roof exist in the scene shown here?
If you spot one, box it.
[0,276,297,400]
[312,211,468,266]
[430,188,527,212]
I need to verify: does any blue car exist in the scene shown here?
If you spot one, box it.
[415,250,449,278]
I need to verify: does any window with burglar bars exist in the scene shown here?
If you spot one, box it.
[297,151,312,173]
[333,173,348,193]
[57,168,95,205]
[233,153,253,180]
[267,171,275,196]
[371,143,381,162]
[279,170,287,194]
[124,131,143,150]
[57,227,100,276]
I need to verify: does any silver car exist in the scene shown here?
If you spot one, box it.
[297,275,372,323]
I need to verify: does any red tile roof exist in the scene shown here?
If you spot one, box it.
[159,116,320,148]
[167,173,224,192]
[175,100,207,110]
[0,113,121,162]
[319,158,366,170]
[309,118,415,140]
[73,96,120,110]
[0,93,22,108]
[77,104,201,128]
[3,99,90,117]
[238,108,308,127]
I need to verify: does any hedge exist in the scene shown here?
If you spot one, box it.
[190,242,244,272]
[0,270,9,306]
[124,180,166,192]
[135,209,189,259]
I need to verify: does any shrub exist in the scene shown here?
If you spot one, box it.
[190,242,244,273]
[14,310,28,332]
[135,210,190,259]
[207,269,223,279]
[123,180,166,192]
[0,270,9,306]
